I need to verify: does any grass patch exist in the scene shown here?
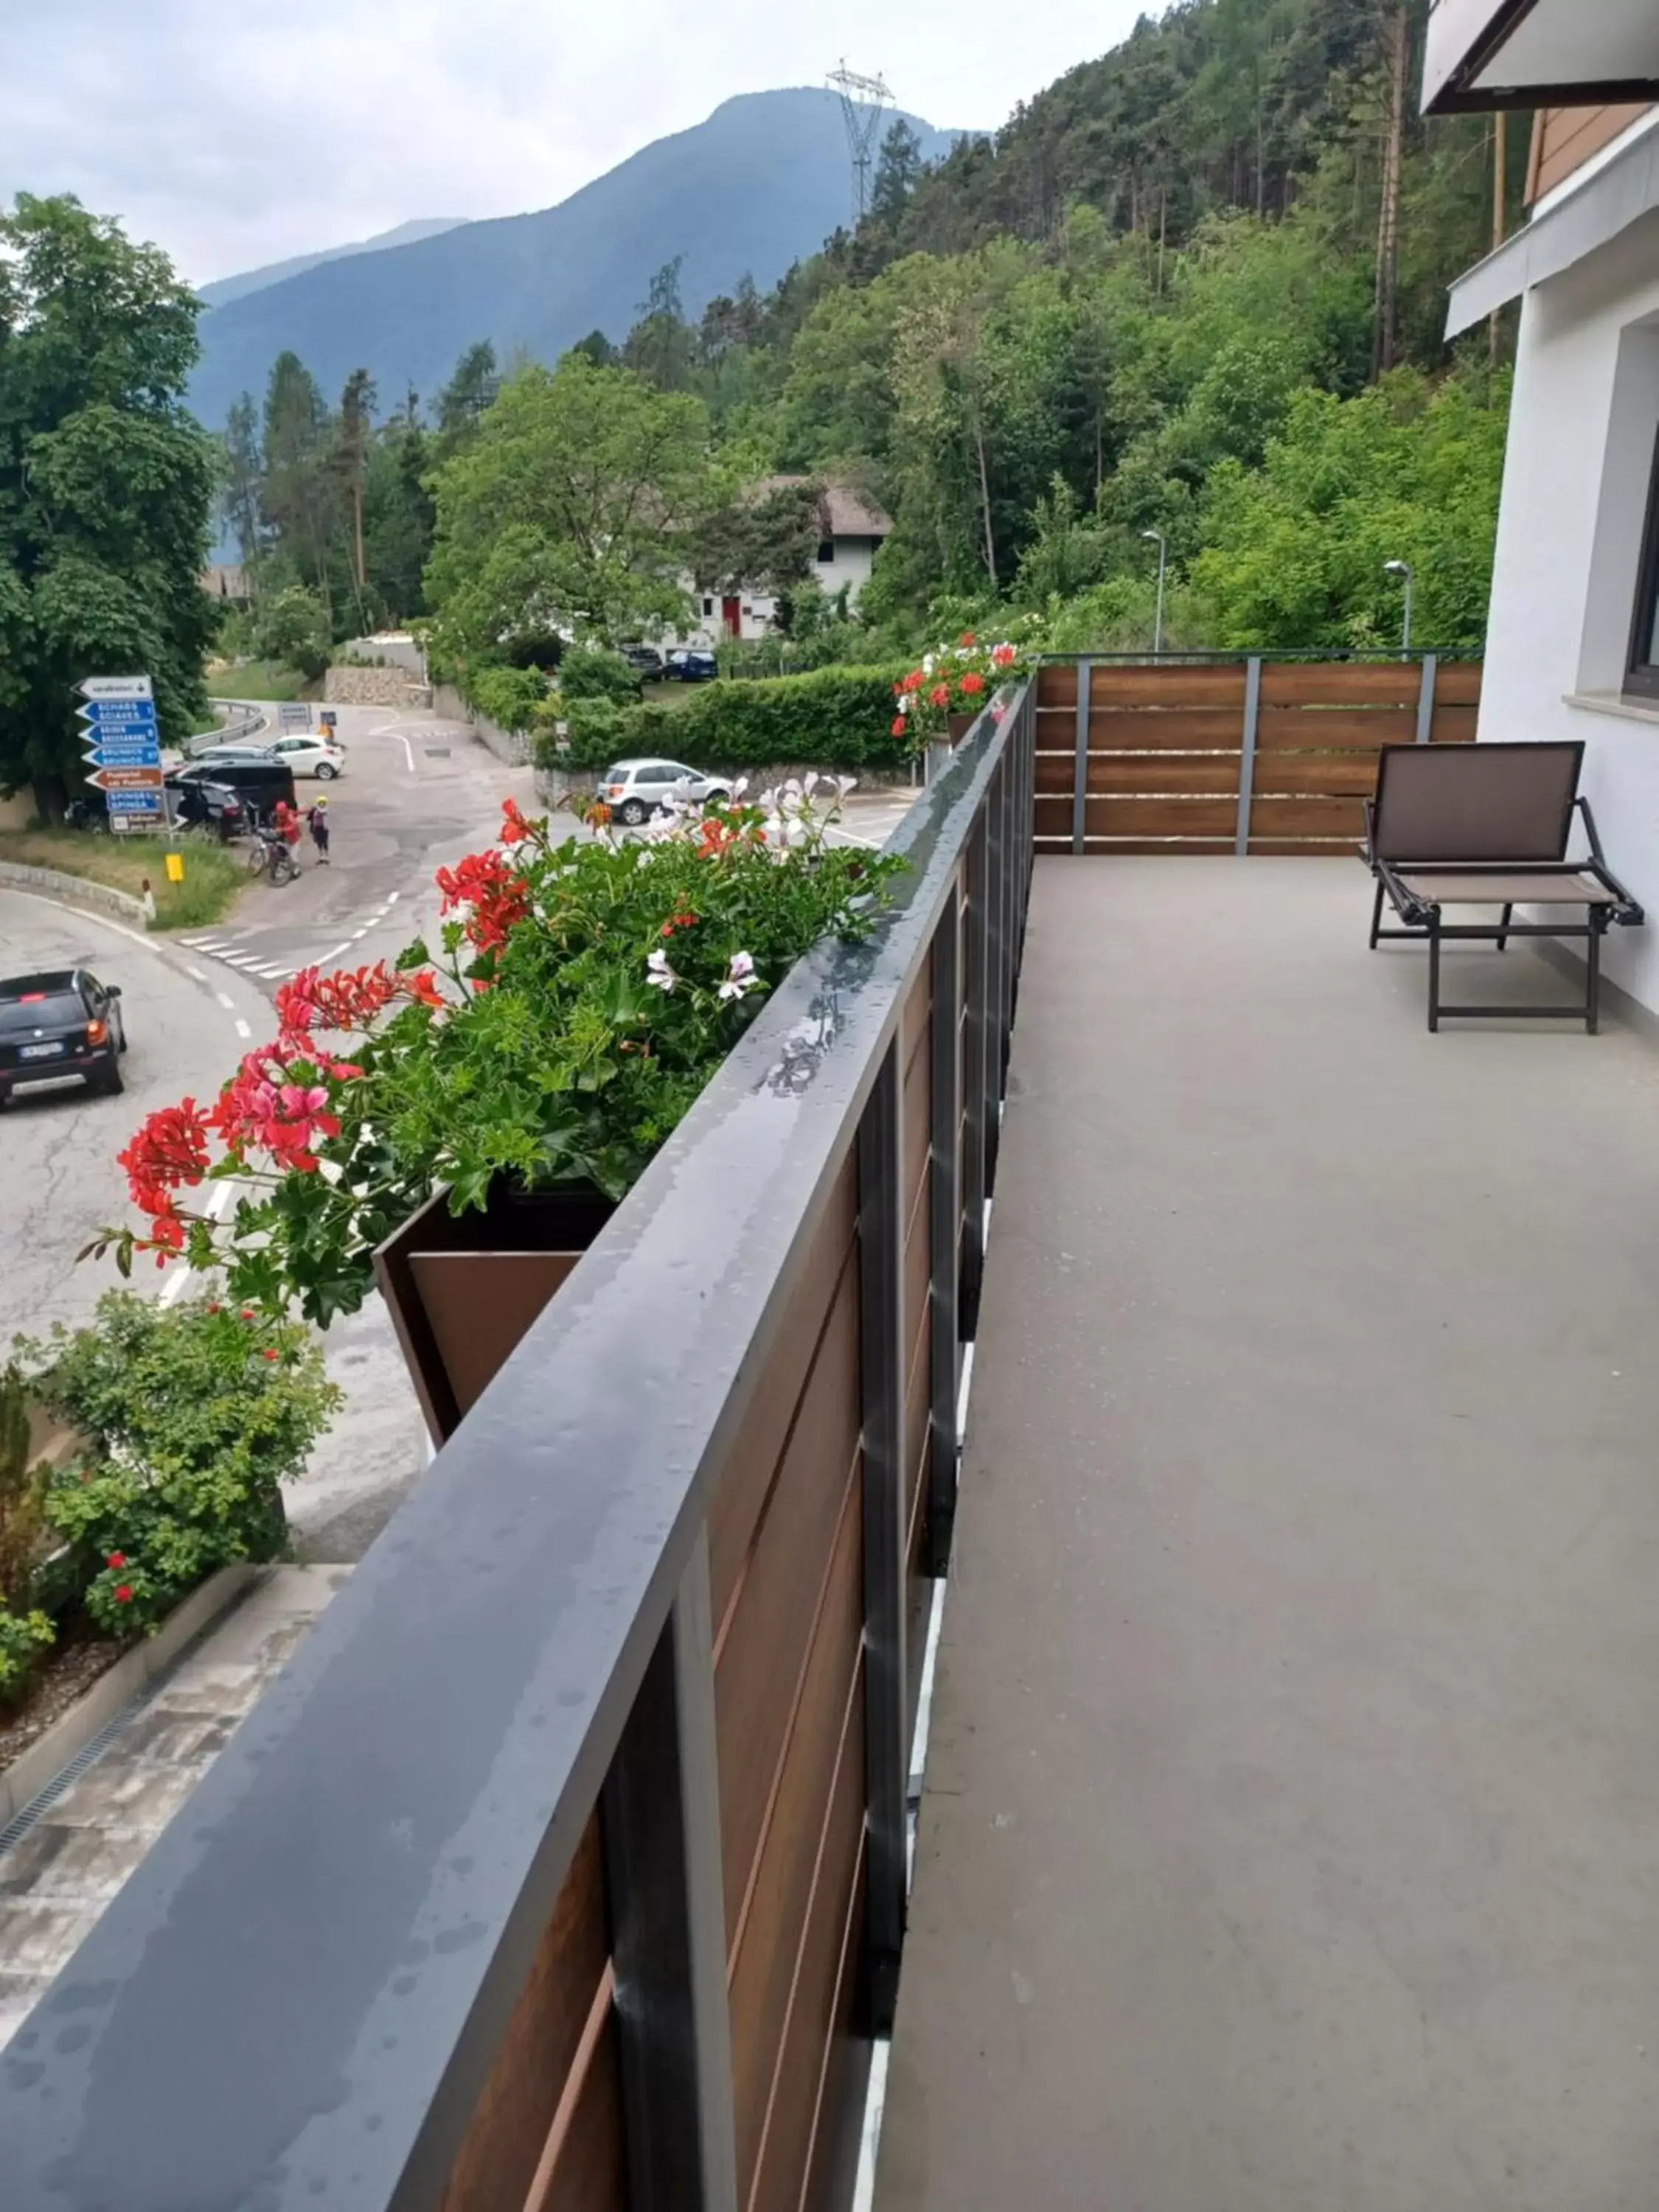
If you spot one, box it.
[205,660,308,703]
[0,828,245,932]
[639,681,698,711]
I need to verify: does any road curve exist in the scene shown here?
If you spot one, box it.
[0,889,270,1346]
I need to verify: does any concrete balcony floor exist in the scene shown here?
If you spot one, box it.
[879,858,1659,2211]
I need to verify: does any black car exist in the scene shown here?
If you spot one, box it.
[165,776,246,839]
[170,754,296,817]
[0,969,127,1106]
[664,648,719,683]
[619,644,665,677]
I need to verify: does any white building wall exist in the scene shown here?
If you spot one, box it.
[669,536,884,649]
[1479,210,1659,1012]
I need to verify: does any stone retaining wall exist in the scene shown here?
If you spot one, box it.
[0,860,151,929]
[322,666,430,709]
[433,682,532,766]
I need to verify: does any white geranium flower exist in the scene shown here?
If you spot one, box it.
[733,776,749,798]
[836,774,858,797]
[803,771,819,795]
[718,951,759,1003]
[646,947,678,992]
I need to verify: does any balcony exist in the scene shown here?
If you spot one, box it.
[1424,0,1659,114]
[6,666,1659,2210]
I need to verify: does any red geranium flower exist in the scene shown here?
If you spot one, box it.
[107,1553,126,1570]
[959,672,986,697]
[990,643,1017,669]
[240,1308,254,1321]
[435,849,531,953]
[500,797,534,846]
[114,1585,133,1604]
[400,968,445,1012]
[959,631,977,647]
[929,683,950,709]
[262,1348,280,1362]
[891,717,907,737]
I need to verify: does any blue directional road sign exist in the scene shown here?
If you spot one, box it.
[80,697,161,773]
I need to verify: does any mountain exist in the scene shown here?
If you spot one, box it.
[195,220,470,310]
[188,90,966,430]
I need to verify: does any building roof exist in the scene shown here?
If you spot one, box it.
[753,475,893,540]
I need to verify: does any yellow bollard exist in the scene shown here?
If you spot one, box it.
[165,852,185,883]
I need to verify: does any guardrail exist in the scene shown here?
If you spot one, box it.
[0,685,1038,2212]
[186,700,268,756]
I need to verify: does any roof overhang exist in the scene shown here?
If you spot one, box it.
[1424,0,1659,114]
[1444,114,1659,335]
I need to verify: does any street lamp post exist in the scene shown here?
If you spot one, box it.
[1142,529,1169,655]
[1384,559,1414,657]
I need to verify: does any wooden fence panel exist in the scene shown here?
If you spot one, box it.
[439,1818,618,2212]
[1034,659,1483,855]
[1091,666,1248,707]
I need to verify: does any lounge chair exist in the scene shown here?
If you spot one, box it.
[1363,740,1643,1033]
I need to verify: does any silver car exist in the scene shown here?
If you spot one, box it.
[599,758,730,827]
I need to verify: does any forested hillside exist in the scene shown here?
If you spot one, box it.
[226,0,1520,664]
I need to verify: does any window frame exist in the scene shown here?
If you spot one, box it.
[1624,422,1659,700]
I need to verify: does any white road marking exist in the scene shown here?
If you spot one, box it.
[234,1019,251,1039]
[316,940,352,965]
[386,889,400,902]
[184,966,208,981]
[351,927,370,940]
[215,992,236,1011]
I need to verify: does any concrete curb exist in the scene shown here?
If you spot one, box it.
[0,1562,257,1828]
[0,860,150,931]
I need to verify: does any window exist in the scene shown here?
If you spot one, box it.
[703,596,714,616]
[816,539,835,564]
[1627,425,1659,699]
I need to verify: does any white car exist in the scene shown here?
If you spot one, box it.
[201,734,345,781]
[599,758,729,825]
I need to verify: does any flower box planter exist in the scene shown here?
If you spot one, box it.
[374,1183,617,1445]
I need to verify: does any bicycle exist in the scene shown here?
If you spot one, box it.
[248,828,299,886]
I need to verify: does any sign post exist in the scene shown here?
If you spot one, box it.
[79,675,164,833]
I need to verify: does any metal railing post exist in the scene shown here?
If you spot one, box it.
[1235,656,1262,858]
[959,812,990,1342]
[858,1043,908,2036]
[1071,658,1092,854]
[1416,653,1439,743]
[926,888,963,1576]
[983,760,1007,1192]
[603,1528,739,2212]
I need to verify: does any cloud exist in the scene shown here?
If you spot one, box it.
[0,0,1154,283]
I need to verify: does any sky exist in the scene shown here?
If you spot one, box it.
[0,0,1155,285]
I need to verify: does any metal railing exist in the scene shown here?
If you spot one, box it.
[0,686,1038,2212]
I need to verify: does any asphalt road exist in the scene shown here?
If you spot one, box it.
[178,701,539,992]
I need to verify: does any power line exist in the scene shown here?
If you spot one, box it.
[827,60,894,223]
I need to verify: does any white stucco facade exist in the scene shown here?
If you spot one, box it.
[1476,175,1659,1009]
[672,532,886,647]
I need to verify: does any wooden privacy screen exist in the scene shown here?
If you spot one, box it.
[1033,658,1482,855]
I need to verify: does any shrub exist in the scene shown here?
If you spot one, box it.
[0,1366,52,1707]
[15,1293,341,1633]
[535,665,911,774]
[557,646,641,704]
[464,664,549,733]
[0,1607,52,1706]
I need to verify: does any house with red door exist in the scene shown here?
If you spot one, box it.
[674,476,892,646]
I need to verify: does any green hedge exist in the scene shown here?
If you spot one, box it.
[465,664,549,733]
[535,665,910,774]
